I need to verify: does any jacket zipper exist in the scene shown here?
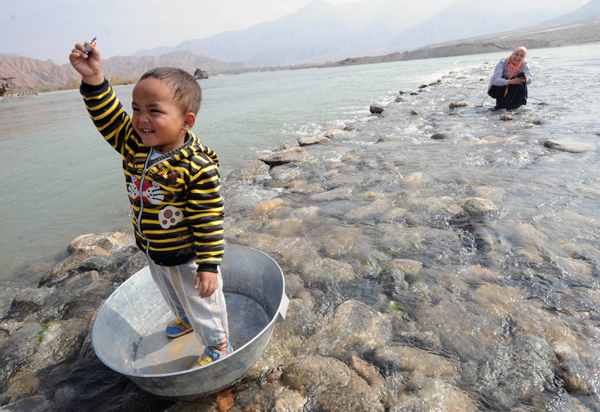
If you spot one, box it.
[138,151,154,256]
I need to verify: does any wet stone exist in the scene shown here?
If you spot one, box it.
[281,355,384,412]
[259,147,309,166]
[0,322,41,383]
[225,159,271,183]
[297,135,329,146]
[449,102,468,109]
[544,139,594,153]
[370,104,384,114]
[78,255,116,274]
[309,300,392,357]
[0,395,50,412]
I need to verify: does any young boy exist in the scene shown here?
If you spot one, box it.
[69,41,231,368]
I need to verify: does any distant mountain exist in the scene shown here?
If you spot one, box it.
[0,52,248,91]
[542,0,600,25]
[100,52,250,81]
[0,55,79,90]
[386,1,564,54]
[132,0,582,67]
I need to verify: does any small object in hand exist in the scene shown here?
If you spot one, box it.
[86,37,97,55]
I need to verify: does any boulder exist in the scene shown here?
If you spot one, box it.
[297,135,329,146]
[281,355,384,412]
[370,104,384,114]
[259,147,309,166]
[544,139,594,153]
[0,323,41,383]
[309,300,392,356]
[449,102,468,109]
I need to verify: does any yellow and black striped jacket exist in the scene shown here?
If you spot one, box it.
[81,80,224,271]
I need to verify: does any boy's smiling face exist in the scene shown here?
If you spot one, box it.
[131,77,195,153]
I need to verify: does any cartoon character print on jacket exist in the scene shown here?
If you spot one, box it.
[128,176,164,205]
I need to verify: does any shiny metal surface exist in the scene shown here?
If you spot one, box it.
[92,245,289,398]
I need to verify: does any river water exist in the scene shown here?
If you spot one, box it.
[1,43,599,409]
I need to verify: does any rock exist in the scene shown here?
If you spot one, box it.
[271,387,306,412]
[410,110,419,115]
[39,247,110,286]
[68,232,130,254]
[389,378,479,412]
[0,395,50,412]
[27,319,88,372]
[430,132,454,140]
[394,96,404,103]
[544,139,594,153]
[226,159,271,183]
[399,89,413,95]
[297,135,329,146]
[557,358,595,395]
[300,257,356,288]
[0,323,41,383]
[370,104,384,114]
[259,147,309,166]
[373,345,457,377]
[500,114,513,121]
[78,255,116,273]
[109,251,147,283]
[251,198,284,214]
[418,84,428,89]
[389,259,422,276]
[323,128,345,139]
[8,288,51,315]
[281,355,384,412]
[457,197,498,218]
[309,187,353,202]
[344,199,390,220]
[309,300,392,356]
[449,102,468,109]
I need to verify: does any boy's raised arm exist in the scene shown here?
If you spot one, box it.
[69,41,104,86]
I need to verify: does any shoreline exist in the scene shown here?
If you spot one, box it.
[1,59,600,410]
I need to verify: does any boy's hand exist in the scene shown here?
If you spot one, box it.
[195,271,218,298]
[69,41,104,86]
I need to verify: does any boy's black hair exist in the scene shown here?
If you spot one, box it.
[139,67,202,115]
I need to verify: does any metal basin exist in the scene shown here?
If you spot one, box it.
[92,245,289,399]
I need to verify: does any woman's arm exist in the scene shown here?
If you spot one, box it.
[523,63,533,84]
[490,60,508,87]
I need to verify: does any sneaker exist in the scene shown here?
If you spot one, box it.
[165,316,193,338]
[194,341,233,368]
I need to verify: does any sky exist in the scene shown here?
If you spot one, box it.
[0,0,589,65]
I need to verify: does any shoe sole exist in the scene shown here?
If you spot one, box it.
[166,327,193,338]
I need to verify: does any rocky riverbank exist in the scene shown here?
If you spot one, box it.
[1,61,600,411]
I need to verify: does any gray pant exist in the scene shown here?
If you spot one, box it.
[147,257,229,347]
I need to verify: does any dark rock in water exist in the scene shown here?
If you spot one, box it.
[370,104,384,114]
[395,96,405,103]
[449,102,468,109]
[109,251,147,283]
[418,84,428,89]
[0,395,49,412]
[543,139,593,153]
[8,288,51,315]
[78,255,116,274]
[431,132,454,140]
[410,92,418,95]
[532,119,542,125]
[259,147,309,166]
[399,89,413,95]
[0,323,41,383]
[500,114,513,121]
[410,110,419,115]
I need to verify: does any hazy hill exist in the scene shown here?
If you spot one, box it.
[0,52,249,92]
[0,55,79,90]
[542,0,600,25]
[386,1,563,54]
[133,0,583,67]
[100,52,250,81]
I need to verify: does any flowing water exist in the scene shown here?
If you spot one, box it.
[1,43,599,410]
